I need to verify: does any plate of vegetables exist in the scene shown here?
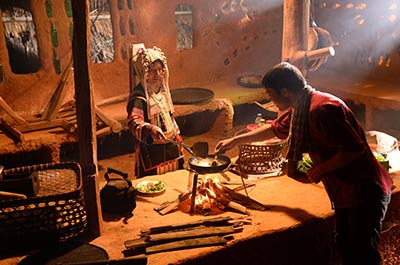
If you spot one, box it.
[136,180,167,196]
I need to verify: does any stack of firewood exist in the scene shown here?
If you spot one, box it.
[123,216,251,256]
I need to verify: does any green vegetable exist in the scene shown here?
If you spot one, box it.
[137,181,165,193]
[297,154,313,173]
[373,152,387,162]
[373,152,390,171]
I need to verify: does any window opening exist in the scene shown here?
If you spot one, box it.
[89,0,114,64]
[1,2,40,74]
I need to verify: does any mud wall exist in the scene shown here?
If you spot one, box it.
[0,0,283,117]
[0,0,399,118]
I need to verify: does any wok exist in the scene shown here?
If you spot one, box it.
[188,154,231,174]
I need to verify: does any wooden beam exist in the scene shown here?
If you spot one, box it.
[0,118,24,142]
[42,59,74,121]
[0,96,28,125]
[282,0,310,74]
[71,0,102,236]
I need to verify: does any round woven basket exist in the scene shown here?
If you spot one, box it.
[237,140,287,174]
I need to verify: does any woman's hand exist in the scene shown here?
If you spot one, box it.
[149,125,167,142]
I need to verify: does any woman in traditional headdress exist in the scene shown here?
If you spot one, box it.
[127,46,184,178]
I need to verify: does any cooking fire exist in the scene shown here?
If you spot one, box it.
[193,176,248,216]
[155,174,268,216]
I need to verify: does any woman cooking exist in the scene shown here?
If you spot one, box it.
[127,46,184,178]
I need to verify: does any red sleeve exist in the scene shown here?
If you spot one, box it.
[271,108,292,139]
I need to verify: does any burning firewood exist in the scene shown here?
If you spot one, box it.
[223,186,269,211]
[217,197,249,215]
[154,190,191,215]
[155,175,265,216]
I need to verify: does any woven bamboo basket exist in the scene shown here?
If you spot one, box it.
[0,162,87,250]
[237,140,287,174]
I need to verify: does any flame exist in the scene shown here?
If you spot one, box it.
[193,175,227,214]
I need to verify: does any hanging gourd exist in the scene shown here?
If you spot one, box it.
[45,0,53,17]
[53,48,61,74]
[69,22,73,41]
[65,0,72,17]
[50,22,58,47]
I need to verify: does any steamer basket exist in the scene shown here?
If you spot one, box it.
[237,140,287,174]
[0,162,87,251]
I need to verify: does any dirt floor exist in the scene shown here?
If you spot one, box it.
[380,199,400,264]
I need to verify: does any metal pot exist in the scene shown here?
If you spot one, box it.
[188,154,231,174]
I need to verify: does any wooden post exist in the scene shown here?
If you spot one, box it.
[282,0,310,75]
[282,0,335,76]
[71,0,102,236]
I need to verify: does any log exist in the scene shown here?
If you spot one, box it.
[95,105,123,133]
[0,118,24,142]
[145,236,227,254]
[218,198,249,215]
[124,237,148,249]
[66,255,147,265]
[42,60,73,121]
[0,96,28,125]
[147,226,239,242]
[15,118,69,133]
[223,186,269,211]
[140,216,234,236]
[96,94,129,107]
[154,190,191,215]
